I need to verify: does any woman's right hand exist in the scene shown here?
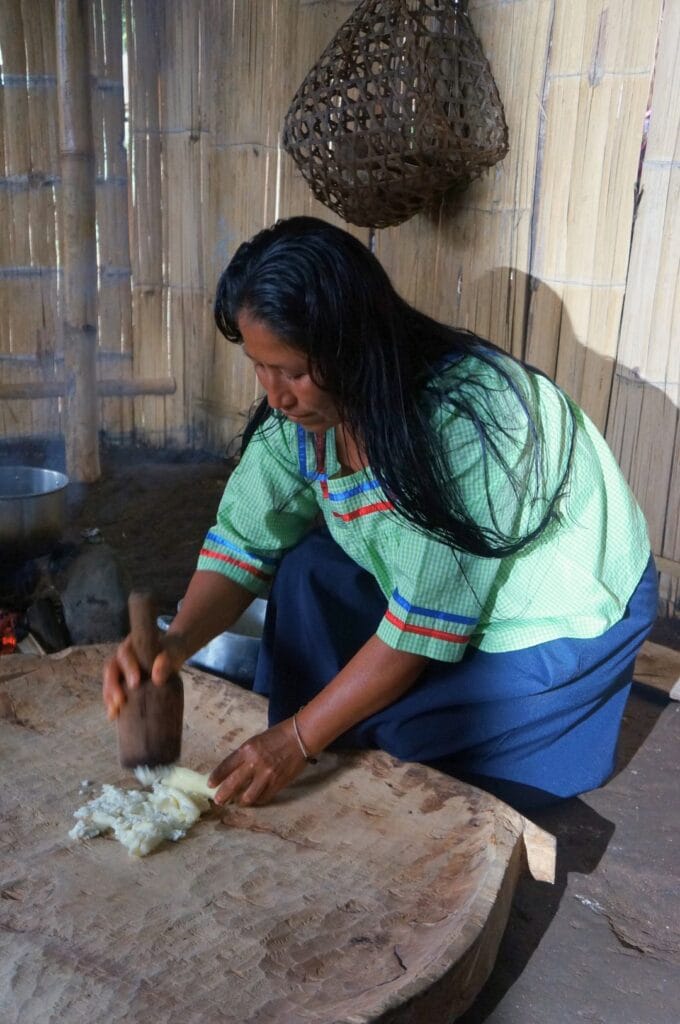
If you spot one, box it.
[102,571,256,719]
[102,631,188,720]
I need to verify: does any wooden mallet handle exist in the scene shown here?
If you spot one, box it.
[128,590,160,676]
[117,591,184,769]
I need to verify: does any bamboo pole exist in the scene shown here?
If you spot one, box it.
[0,378,176,399]
[125,0,166,442]
[56,0,100,481]
[0,0,38,439]
[24,1,61,438]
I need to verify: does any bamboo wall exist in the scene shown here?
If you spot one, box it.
[0,0,677,615]
[0,0,60,438]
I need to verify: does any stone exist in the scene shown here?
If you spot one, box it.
[60,542,130,644]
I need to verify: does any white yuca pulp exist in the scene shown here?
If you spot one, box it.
[69,766,215,857]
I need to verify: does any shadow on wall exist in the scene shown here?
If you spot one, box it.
[452,267,675,1023]
[470,264,678,617]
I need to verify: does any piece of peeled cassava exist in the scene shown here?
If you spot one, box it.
[69,766,216,857]
[134,764,217,799]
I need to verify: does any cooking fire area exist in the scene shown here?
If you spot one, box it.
[0,439,231,659]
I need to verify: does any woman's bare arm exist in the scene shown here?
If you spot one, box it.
[208,635,428,805]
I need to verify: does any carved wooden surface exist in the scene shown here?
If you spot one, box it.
[0,646,553,1024]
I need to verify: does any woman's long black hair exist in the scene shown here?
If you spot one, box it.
[214,216,575,557]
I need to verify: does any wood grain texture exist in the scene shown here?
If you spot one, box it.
[0,646,552,1024]
[634,640,680,700]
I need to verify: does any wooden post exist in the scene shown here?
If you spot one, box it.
[56,0,101,482]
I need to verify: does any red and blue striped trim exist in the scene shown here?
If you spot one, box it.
[384,590,478,644]
[205,531,280,566]
[333,500,394,522]
[384,610,469,644]
[201,531,278,581]
[199,547,273,582]
[297,425,327,488]
[327,478,382,501]
[392,589,478,626]
[298,426,390,516]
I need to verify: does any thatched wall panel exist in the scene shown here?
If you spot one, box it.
[605,0,680,616]
[525,0,660,431]
[375,0,549,368]
[197,145,282,451]
[0,0,60,439]
[193,0,359,452]
[124,0,165,440]
[91,0,133,437]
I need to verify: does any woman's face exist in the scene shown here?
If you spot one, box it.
[237,310,341,433]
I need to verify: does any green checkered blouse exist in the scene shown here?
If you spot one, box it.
[198,353,651,662]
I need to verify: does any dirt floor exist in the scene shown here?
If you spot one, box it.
[63,441,234,618]
[2,439,679,1022]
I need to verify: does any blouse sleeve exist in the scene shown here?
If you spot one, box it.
[196,417,320,595]
[375,515,501,663]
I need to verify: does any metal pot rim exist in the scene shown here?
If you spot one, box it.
[0,465,69,500]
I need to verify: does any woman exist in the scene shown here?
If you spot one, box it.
[103,216,657,812]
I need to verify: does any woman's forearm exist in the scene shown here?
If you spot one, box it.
[207,633,429,807]
[294,635,429,756]
[167,570,255,661]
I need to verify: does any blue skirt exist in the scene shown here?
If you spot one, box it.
[253,529,658,809]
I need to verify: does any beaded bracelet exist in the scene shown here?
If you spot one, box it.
[292,713,318,764]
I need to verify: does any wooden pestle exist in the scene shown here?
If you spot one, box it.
[117,591,184,769]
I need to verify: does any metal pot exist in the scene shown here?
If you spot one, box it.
[157,597,267,687]
[0,466,69,563]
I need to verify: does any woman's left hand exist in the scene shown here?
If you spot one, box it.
[208,719,307,806]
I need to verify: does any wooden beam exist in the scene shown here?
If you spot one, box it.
[97,379,176,398]
[654,556,680,580]
[634,641,680,701]
[0,378,177,399]
[56,0,100,482]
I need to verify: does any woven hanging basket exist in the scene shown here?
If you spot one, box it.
[282,0,509,228]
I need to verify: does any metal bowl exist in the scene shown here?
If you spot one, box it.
[0,466,69,562]
[157,597,267,687]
